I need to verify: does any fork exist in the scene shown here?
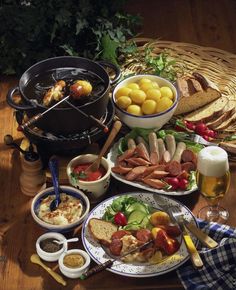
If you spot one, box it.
[187,133,218,146]
[170,206,218,249]
[169,206,203,268]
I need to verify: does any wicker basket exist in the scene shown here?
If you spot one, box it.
[121,38,236,97]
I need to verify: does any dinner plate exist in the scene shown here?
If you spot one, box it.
[107,141,198,196]
[82,192,198,278]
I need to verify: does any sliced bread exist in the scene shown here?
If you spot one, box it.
[214,111,236,131]
[184,96,228,123]
[88,218,118,246]
[174,72,221,115]
[207,96,236,129]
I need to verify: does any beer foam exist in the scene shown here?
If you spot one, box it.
[197,146,229,177]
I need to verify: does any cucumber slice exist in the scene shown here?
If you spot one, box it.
[126,202,149,215]
[128,210,147,224]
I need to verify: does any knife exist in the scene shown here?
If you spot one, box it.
[176,218,203,269]
[80,239,154,279]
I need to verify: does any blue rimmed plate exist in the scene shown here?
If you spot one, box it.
[82,192,198,278]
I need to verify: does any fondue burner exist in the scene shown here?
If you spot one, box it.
[15,100,115,165]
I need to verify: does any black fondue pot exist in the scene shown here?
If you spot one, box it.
[7,56,120,135]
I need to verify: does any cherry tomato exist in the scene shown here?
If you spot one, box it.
[164,177,180,190]
[195,123,207,136]
[178,178,189,190]
[114,212,127,226]
[202,135,210,141]
[186,121,196,131]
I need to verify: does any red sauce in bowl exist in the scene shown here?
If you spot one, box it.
[73,163,106,182]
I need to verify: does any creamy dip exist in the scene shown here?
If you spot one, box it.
[38,193,83,225]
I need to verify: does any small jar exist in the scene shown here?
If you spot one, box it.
[36,232,67,262]
[58,249,91,279]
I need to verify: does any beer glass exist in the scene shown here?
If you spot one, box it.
[196,146,230,222]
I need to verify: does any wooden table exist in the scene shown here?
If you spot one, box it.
[1,76,236,290]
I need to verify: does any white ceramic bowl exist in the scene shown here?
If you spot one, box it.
[112,74,178,129]
[67,154,111,203]
[36,232,68,262]
[58,249,91,279]
[31,185,90,232]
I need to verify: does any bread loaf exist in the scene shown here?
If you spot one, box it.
[88,218,118,246]
[174,72,221,115]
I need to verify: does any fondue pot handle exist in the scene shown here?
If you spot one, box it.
[97,60,121,85]
[6,86,37,111]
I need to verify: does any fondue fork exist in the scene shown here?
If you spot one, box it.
[21,95,109,132]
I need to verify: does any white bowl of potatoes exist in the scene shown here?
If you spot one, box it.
[112,74,178,129]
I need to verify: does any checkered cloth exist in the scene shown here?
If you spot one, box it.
[177,219,236,290]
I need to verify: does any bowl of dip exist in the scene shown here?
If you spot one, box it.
[36,232,68,262]
[58,249,91,279]
[67,154,111,203]
[31,185,90,232]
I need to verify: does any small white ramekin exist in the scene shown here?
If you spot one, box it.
[36,232,68,262]
[58,249,91,279]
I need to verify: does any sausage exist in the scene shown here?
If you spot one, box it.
[109,239,122,256]
[177,170,189,180]
[136,229,152,242]
[112,166,133,175]
[165,161,182,176]
[163,150,171,163]
[126,157,151,166]
[181,149,196,163]
[144,170,169,179]
[136,136,149,151]
[127,138,136,149]
[181,162,196,172]
[157,138,166,162]
[112,230,131,240]
[165,135,176,158]
[125,166,148,181]
[171,142,186,162]
[118,148,136,162]
[142,178,166,189]
[136,165,166,181]
[148,132,159,165]
[135,143,150,161]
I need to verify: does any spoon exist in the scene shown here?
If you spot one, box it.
[48,158,61,211]
[85,120,122,174]
[53,237,79,245]
[30,254,66,286]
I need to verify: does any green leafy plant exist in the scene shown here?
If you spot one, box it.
[0,0,141,75]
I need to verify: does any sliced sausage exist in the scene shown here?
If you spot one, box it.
[142,178,166,189]
[126,157,151,166]
[135,143,150,161]
[181,149,196,163]
[125,166,148,181]
[112,166,133,175]
[118,148,136,162]
[111,230,131,240]
[165,160,182,176]
[136,229,152,242]
[144,170,169,179]
[181,161,196,172]
[171,142,186,162]
[109,238,122,256]
[165,134,176,158]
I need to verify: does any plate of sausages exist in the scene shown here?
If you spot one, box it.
[108,132,198,196]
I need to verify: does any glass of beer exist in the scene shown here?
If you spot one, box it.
[196,146,230,222]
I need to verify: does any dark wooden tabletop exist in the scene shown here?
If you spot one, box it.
[1,1,236,289]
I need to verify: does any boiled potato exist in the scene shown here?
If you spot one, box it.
[129,89,146,105]
[115,87,132,99]
[146,88,161,102]
[127,83,139,90]
[152,81,159,89]
[151,227,162,239]
[141,100,157,115]
[160,86,174,99]
[116,96,132,109]
[139,82,154,92]
[73,80,92,96]
[150,211,171,226]
[156,97,173,113]
[127,104,142,116]
[138,78,152,86]
[148,251,163,264]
